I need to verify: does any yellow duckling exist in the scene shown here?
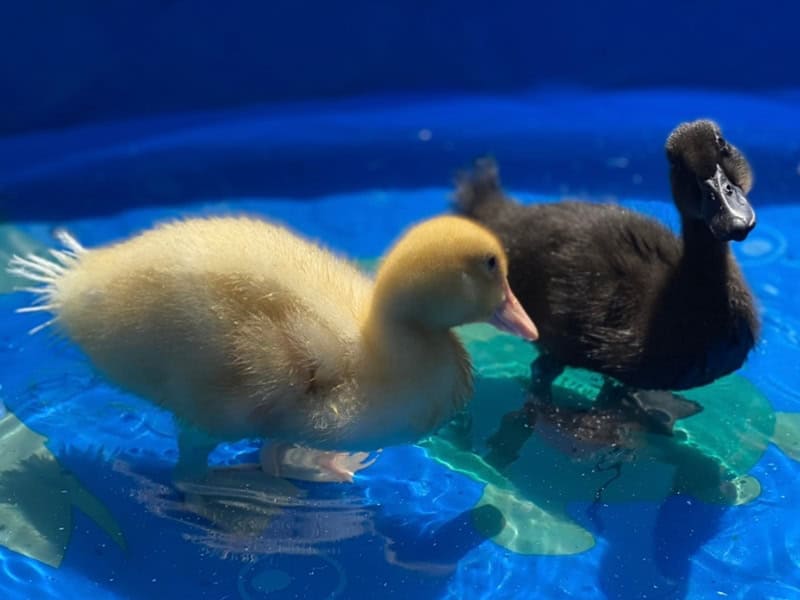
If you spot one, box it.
[8,215,537,482]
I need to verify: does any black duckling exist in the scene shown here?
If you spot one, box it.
[455,120,759,415]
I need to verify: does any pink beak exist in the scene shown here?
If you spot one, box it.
[488,278,539,341]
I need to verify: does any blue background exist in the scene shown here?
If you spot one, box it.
[2,0,800,135]
[1,1,798,221]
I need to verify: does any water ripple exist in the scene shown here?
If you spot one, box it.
[736,223,788,267]
[236,553,346,600]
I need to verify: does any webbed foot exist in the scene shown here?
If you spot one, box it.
[260,442,379,483]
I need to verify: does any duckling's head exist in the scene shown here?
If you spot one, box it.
[666,119,755,242]
[372,216,538,340]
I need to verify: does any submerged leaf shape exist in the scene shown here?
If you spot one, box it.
[0,411,126,567]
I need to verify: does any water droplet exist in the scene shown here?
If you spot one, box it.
[742,238,773,257]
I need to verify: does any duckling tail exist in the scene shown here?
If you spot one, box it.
[6,229,84,335]
[452,157,509,219]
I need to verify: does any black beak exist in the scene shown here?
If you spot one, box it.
[701,164,756,242]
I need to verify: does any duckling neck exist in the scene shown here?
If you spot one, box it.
[344,309,471,448]
[363,299,471,394]
[360,311,464,382]
[680,216,731,274]
[362,278,455,371]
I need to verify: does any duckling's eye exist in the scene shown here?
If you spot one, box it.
[485,255,498,272]
[716,135,730,156]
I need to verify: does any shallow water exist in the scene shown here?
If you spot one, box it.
[1,188,799,599]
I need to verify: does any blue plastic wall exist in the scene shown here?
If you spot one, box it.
[2,0,799,135]
[1,1,797,220]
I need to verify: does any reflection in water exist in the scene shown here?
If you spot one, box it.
[426,359,787,599]
[118,455,503,577]
[483,387,703,471]
[426,324,795,560]
[381,504,505,575]
[114,461,374,560]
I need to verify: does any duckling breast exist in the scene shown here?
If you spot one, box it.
[335,331,472,451]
